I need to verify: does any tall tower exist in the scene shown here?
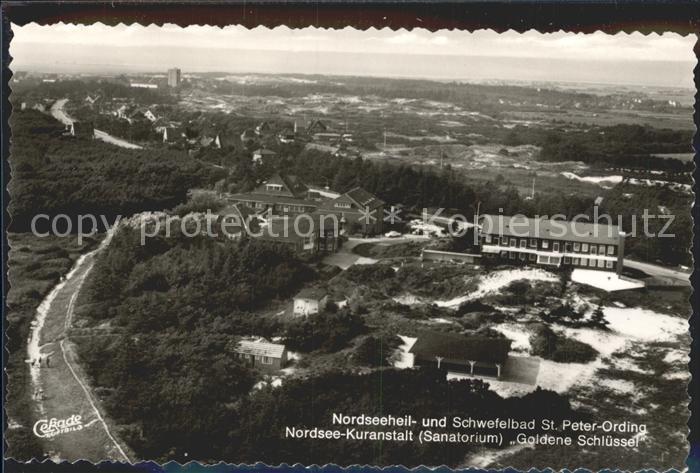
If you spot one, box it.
[167,68,181,88]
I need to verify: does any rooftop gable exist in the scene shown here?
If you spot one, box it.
[344,187,385,209]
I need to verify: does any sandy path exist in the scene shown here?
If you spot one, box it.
[26,231,133,462]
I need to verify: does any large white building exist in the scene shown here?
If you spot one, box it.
[478,214,626,274]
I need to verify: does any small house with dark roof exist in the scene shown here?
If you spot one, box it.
[409,331,511,378]
[306,119,328,134]
[234,339,287,372]
[240,128,258,145]
[293,287,329,316]
[129,107,157,123]
[255,121,273,136]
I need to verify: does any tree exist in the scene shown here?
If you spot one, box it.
[590,305,609,329]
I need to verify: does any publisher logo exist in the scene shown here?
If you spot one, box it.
[33,414,84,438]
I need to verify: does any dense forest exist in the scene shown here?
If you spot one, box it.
[8,110,224,231]
[76,227,312,457]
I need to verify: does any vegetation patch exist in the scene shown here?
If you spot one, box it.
[529,324,598,363]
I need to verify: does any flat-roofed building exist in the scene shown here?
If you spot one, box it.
[409,331,511,378]
[478,214,625,275]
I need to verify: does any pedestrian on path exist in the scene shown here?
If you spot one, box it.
[45,352,54,367]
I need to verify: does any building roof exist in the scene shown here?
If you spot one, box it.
[409,331,511,365]
[344,187,385,209]
[213,203,259,234]
[240,128,257,139]
[236,339,286,358]
[256,174,309,199]
[295,287,328,300]
[307,119,328,132]
[228,192,318,208]
[253,148,278,156]
[479,214,623,246]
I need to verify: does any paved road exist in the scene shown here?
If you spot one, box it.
[49,99,72,126]
[26,231,133,462]
[323,235,427,269]
[624,258,691,285]
[94,129,143,149]
[50,98,142,150]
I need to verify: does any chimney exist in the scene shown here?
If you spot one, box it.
[616,231,626,276]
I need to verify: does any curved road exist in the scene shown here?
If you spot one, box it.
[26,231,133,462]
[50,98,142,150]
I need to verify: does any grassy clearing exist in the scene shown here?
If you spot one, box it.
[5,232,102,460]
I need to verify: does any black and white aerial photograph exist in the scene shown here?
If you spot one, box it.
[4,23,695,470]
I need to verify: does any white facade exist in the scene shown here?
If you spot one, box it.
[293,295,328,316]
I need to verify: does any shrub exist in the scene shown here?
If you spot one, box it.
[456,300,494,315]
[530,324,597,363]
[285,309,367,353]
[353,335,401,367]
[171,193,225,217]
[589,305,610,329]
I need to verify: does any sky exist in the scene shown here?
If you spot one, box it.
[10,24,697,88]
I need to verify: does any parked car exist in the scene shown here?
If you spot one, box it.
[384,231,402,238]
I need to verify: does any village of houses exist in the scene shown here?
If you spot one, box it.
[14,69,690,449]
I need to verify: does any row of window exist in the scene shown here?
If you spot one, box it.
[500,251,614,268]
[281,205,310,213]
[235,352,274,364]
[244,201,313,213]
[485,234,616,255]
